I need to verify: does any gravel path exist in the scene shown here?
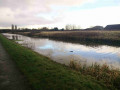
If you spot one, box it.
[0,42,31,90]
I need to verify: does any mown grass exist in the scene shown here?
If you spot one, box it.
[0,34,108,90]
[69,60,120,89]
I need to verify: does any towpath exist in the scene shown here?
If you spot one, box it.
[0,42,31,90]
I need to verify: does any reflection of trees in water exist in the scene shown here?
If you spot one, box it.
[22,41,35,50]
[12,35,18,40]
[12,35,23,40]
[11,35,35,49]
[46,37,120,47]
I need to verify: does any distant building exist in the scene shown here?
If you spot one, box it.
[105,24,120,30]
[86,26,104,30]
[93,26,104,30]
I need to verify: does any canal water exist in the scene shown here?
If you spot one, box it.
[3,33,120,69]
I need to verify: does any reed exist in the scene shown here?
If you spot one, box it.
[69,60,120,89]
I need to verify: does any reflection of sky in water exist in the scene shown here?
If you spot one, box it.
[38,42,120,63]
[74,50,120,62]
[2,33,120,68]
[39,44,54,49]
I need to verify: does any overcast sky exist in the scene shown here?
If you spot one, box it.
[0,0,120,29]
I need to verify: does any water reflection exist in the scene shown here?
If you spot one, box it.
[2,33,120,69]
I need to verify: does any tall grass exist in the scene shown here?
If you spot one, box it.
[37,30,120,41]
[69,60,120,89]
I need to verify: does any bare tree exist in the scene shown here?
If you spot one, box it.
[65,24,81,30]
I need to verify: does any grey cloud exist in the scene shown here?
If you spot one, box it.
[0,0,93,27]
[0,0,28,10]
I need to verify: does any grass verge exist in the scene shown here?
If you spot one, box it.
[0,34,108,90]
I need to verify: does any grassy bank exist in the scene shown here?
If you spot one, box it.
[0,34,108,90]
[17,30,120,46]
